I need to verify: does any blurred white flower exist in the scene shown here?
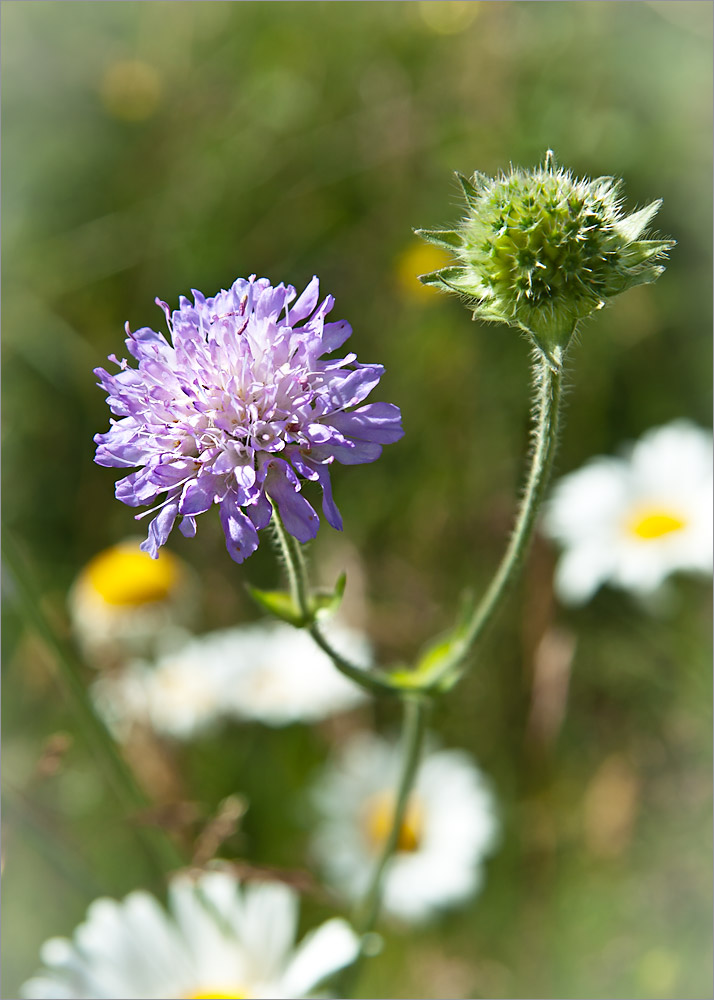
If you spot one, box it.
[310,733,498,923]
[22,869,358,999]
[92,621,369,740]
[69,539,196,665]
[225,620,370,726]
[543,420,713,604]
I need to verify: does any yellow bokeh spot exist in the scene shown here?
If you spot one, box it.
[396,242,453,301]
[637,948,679,996]
[185,994,246,999]
[418,1,480,35]
[83,541,183,606]
[628,508,687,540]
[364,791,423,853]
[100,60,162,122]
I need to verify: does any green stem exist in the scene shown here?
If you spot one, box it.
[336,694,428,998]
[430,352,564,689]
[271,513,401,696]
[2,530,185,882]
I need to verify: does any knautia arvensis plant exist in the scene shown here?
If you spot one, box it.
[416,151,674,366]
[64,153,673,1000]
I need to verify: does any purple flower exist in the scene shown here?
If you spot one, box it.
[94,276,403,563]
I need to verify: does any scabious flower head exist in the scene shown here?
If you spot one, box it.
[543,420,713,605]
[94,276,403,562]
[417,152,674,364]
[21,869,358,999]
[310,732,498,923]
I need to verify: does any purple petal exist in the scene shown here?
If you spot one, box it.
[115,468,162,507]
[140,500,179,559]
[288,276,320,324]
[219,494,260,563]
[327,402,404,444]
[265,463,320,543]
[246,490,273,530]
[179,479,216,516]
[179,515,197,538]
[313,463,343,530]
[325,441,383,465]
[324,365,384,409]
[152,458,199,487]
[321,320,352,354]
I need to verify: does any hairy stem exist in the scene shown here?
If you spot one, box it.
[430,351,564,688]
[271,513,400,696]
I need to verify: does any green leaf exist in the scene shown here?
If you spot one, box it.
[471,302,511,325]
[543,149,557,172]
[616,200,663,241]
[414,228,462,250]
[246,586,306,626]
[388,590,477,693]
[437,266,481,295]
[311,571,347,620]
[619,239,676,266]
[455,170,488,204]
[418,268,451,289]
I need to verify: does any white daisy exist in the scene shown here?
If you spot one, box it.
[69,539,196,666]
[21,869,358,1000]
[543,420,713,605]
[224,621,370,726]
[92,621,369,740]
[310,733,498,923]
[91,633,246,741]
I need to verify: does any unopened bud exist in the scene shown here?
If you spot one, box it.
[417,151,674,367]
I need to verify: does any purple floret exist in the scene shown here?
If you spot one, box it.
[94,275,404,562]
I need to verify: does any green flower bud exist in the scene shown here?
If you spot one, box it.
[416,151,675,367]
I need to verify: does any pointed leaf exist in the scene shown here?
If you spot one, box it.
[616,200,663,241]
[393,590,477,691]
[619,239,675,266]
[605,264,667,296]
[418,269,452,290]
[246,586,306,626]
[471,302,511,325]
[414,228,462,250]
[311,571,347,620]
[455,171,488,204]
[543,149,557,172]
[437,266,484,296]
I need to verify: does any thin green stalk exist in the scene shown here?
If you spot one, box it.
[2,530,185,881]
[3,785,105,899]
[429,352,564,689]
[271,513,400,696]
[466,353,562,645]
[336,694,428,998]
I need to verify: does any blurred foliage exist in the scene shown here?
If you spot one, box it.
[2,2,712,998]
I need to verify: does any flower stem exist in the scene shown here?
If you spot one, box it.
[430,351,564,689]
[2,530,185,884]
[468,353,563,640]
[336,693,428,998]
[270,513,401,696]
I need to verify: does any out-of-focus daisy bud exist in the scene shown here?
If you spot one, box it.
[68,539,196,666]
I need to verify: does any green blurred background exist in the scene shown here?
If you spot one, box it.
[2,2,712,997]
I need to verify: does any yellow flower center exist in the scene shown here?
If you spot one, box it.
[184,991,247,999]
[84,542,183,606]
[364,791,424,853]
[627,508,687,541]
